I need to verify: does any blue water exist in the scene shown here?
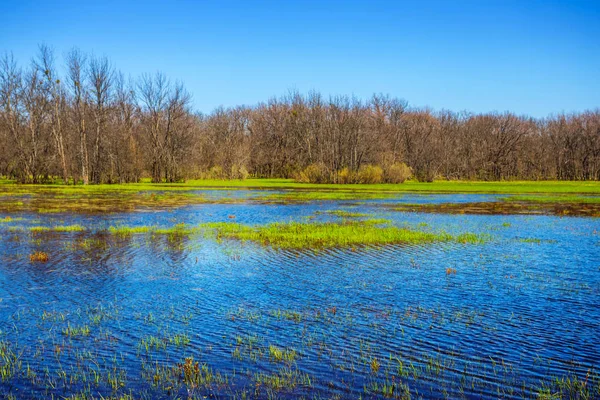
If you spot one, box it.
[0,192,599,399]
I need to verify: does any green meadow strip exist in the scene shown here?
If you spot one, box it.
[199,220,489,249]
[3,178,600,195]
[28,225,86,232]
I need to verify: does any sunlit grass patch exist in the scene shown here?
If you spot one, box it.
[535,372,600,400]
[253,367,312,390]
[271,309,303,322]
[28,225,86,233]
[53,224,86,232]
[0,341,20,381]
[268,345,298,364]
[170,333,191,347]
[0,216,21,223]
[86,219,489,250]
[139,335,167,352]
[108,223,197,241]
[200,220,489,249]
[62,324,91,337]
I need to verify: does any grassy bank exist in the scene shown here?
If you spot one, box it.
[182,179,600,194]
[2,178,600,194]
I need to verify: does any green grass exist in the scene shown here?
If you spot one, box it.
[28,225,86,233]
[180,178,600,194]
[170,333,191,347]
[62,324,91,337]
[268,345,298,363]
[51,224,86,232]
[201,220,488,249]
[108,223,195,238]
[253,367,312,390]
[139,335,167,351]
[93,220,489,249]
[2,178,600,194]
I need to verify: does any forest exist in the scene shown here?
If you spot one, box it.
[1,46,599,184]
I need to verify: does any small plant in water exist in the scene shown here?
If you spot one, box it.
[29,251,49,262]
[268,345,298,364]
[62,323,91,337]
[370,358,381,374]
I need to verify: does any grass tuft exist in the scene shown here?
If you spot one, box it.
[29,251,49,262]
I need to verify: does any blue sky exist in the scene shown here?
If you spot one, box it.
[1,0,598,117]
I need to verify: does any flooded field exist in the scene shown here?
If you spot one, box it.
[0,188,599,399]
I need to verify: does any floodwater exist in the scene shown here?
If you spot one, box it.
[0,191,599,399]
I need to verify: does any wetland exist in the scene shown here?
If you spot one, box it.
[0,181,599,399]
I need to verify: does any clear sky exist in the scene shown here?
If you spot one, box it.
[1,0,598,117]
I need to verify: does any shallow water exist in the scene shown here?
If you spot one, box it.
[0,192,599,399]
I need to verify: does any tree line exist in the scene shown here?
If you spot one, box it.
[1,46,599,184]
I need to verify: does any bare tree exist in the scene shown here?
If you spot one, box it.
[138,73,192,182]
[1,46,600,184]
[66,48,89,184]
[88,55,114,184]
[36,45,69,183]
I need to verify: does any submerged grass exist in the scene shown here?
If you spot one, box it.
[319,210,371,218]
[501,194,600,203]
[256,190,398,203]
[62,324,91,337]
[109,225,152,237]
[268,345,298,364]
[391,200,600,217]
[108,223,195,238]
